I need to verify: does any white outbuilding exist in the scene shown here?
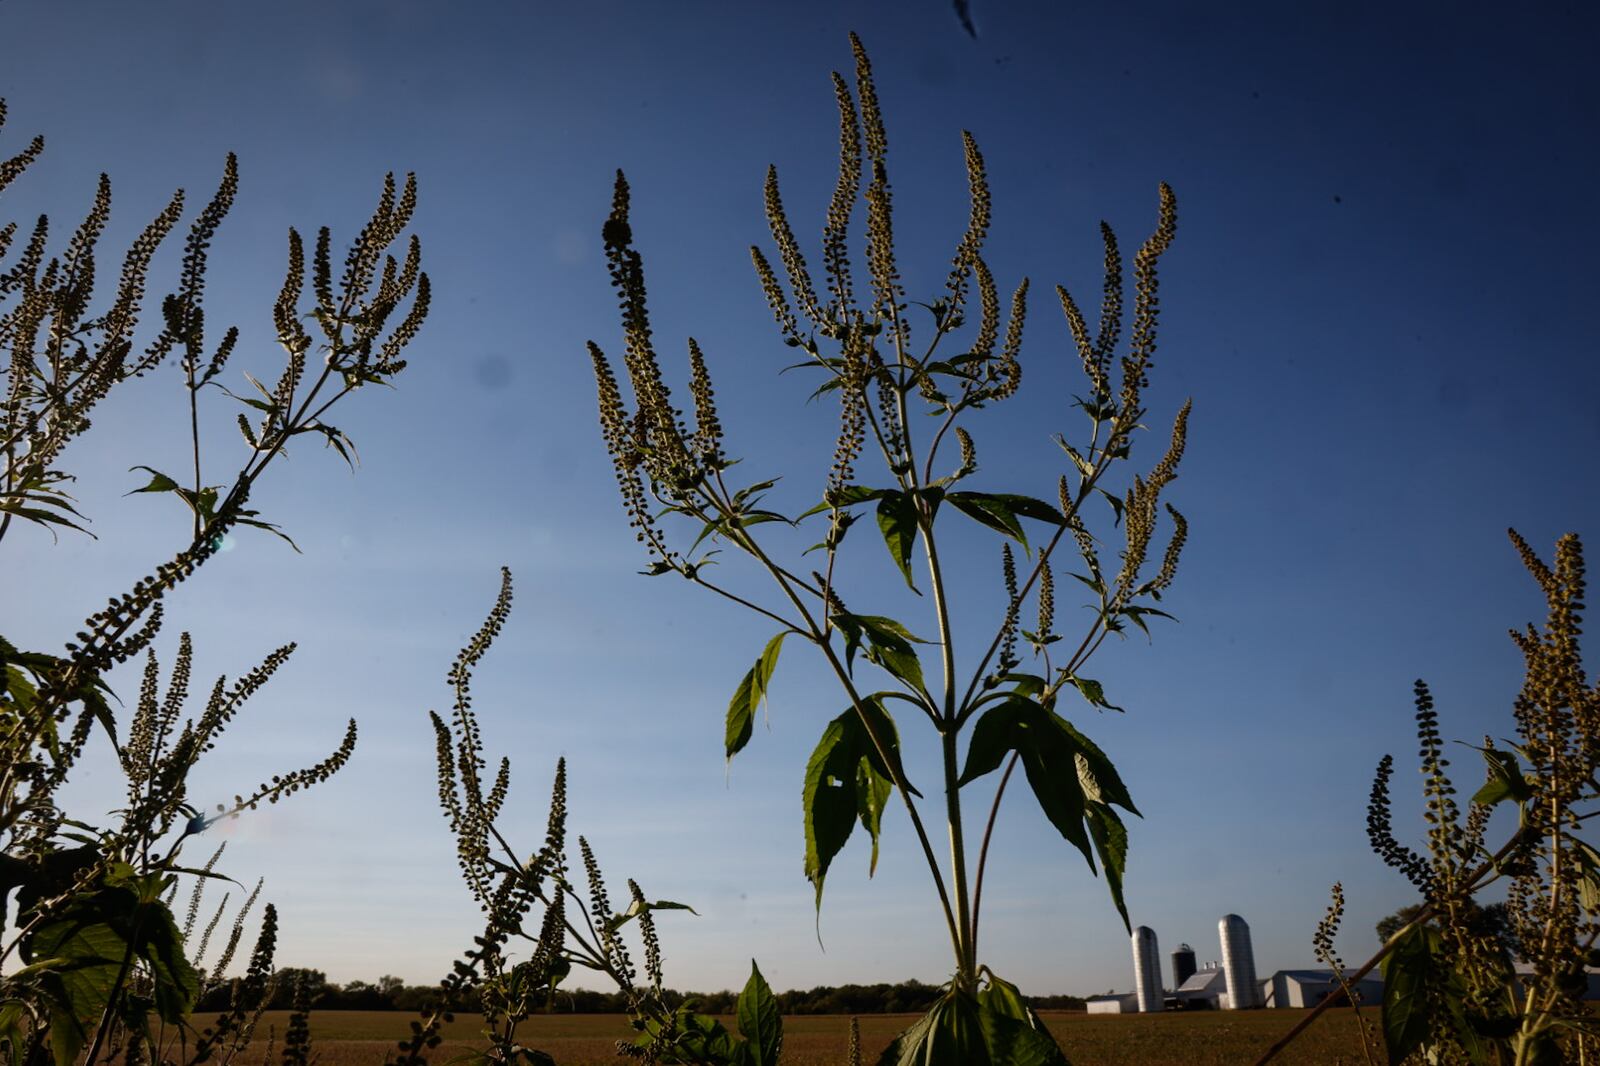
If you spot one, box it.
[1085,993,1139,1014]
[1264,969,1383,1009]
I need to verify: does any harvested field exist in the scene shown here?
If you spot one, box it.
[235,1007,1380,1065]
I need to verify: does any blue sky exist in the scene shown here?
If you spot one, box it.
[4,1,1598,998]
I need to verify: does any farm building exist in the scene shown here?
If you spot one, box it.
[1171,965,1228,1009]
[1264,969,1382,1009]
[1085,993,1139,1014]
[1512,965,1600,1000]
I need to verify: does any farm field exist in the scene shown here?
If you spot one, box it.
[237,1007,1381,1065]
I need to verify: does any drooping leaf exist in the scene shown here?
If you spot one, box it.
[736,961,783,1066]
[725,632,789,760]
[802,716,862,912]
[875,491,921,592]
[855,757,892,877]
[1018,729,1093,870]
[1056,716,1138,815]
[803,698,912,912]
[1086,803,1131,930]
[956,700,1134,877]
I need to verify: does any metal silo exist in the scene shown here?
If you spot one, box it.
[1131,926,1163,1012]
[1218,914,1260,1009]
[1171,942,1197,988]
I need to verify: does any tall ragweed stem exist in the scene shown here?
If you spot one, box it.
[584,35,1192,1058]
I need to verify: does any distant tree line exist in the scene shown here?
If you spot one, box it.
[197,972,1086,1014]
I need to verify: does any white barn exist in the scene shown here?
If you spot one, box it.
[1265,969,1383,1009]
[1085,993,1139,1014]
[1172,966,1228,1009]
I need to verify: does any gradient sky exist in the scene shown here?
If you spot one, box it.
[4,1,1598,999]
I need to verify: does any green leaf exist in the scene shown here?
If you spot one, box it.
[875,492,921,592]
[855,757,892,878]
[832,613,929,694]
[977,998,1070,1066]
[1471,747,1533,808]
[803,699,912,912]
[234,516,302,553]
[29,917,125,1066]
[1381,923,1445,1066]
[725,632,789,761]
[958,699,1027,785]
[1086,804,1131,931]
[1574,839,1600,914]
[876,989,988,1066]
[126,466,180,495]
[1056,717,1138,815]
[1065,675,1123,713]
[803,716,866,913]
[0,1001,25,1066]
[995,493,1068,526]
[1018,729,1093,871]
[798,485,890,520]
[736,961,783,1066]
[947,491,1029,551]
[957,700,1135,881]
[602,898,698,935]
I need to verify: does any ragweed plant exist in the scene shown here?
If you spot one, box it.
[400,569,786,1066]
[587,34,1190,1063]
[1257,531,1600,1066]
[0,636,355,1066]
[0,99,429,1066]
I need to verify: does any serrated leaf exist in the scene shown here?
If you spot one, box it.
[1057,716,1138,815]
[803,716,863,913]
[804,698,912,913]
[957,699,1132,883]
[1086,803,1130,930]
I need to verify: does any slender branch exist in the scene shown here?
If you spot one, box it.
[969,751,1020,958]
[1253,823,1534,1065]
